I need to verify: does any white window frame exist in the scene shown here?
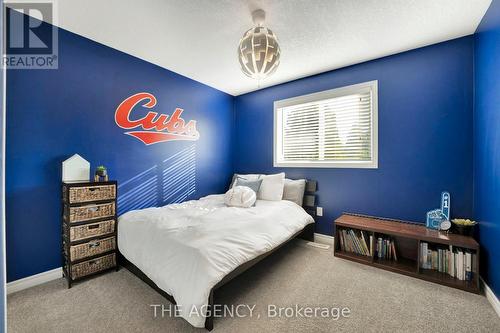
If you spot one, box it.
[273,80,378,169]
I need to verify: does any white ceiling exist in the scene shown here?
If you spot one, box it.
[48,0,492,95]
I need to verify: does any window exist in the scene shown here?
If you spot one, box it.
[274,81,378,168]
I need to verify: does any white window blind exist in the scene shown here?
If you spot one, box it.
[274,81,378,168]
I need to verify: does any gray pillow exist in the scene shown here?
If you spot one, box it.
[230,173,261,189]
[234,177,263,195]
[282,179,306,206]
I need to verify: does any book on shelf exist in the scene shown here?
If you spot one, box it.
[338,228,371,257]
[375,236,398,261]
[465,251,472,281]
[377,238,382,258]
[421,242,428,268]
[338,228,399,261]
[391,242,398,261]
[449,245,455,278]
[458,250,463,280]
[360,232,369,255]
[419,242,476,281]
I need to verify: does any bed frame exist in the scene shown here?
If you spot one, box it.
[118,180,318,331]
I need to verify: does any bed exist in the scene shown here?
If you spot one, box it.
[117,179,316,330]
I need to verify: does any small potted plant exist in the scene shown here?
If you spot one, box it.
[96,165,107,177]
[451,218,477,236]
[94,165,108,182]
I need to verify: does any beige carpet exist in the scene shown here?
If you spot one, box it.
[8,240,500,333]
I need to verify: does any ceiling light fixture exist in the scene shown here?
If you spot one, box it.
[237,9,281,81]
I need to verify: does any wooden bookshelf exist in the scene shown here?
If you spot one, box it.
[334,213,480,294]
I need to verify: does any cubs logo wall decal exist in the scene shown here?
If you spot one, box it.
[115,92,200,145]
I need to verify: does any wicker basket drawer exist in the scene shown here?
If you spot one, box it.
[67,185,116,204]
[71,253,116,280]
[69,236,116,261]
[67,202,115,223]
[65,219,115,242]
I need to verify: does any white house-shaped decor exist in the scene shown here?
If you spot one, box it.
[62,154,90,182]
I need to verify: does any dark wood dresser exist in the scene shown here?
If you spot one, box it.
[62,181,118,288]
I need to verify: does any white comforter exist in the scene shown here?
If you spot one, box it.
[118,194,314,327]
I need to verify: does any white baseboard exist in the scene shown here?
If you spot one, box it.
[7,267,62,295]
[314,233,334,246]
[481,277,500,318]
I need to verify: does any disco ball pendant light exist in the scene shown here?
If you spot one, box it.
[237,9,281,80]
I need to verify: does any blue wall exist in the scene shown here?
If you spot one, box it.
[474,0,500,298]
[6,26,234,281]
[234,37,474,235]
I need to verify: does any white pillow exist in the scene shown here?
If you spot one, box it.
[282,179,306,206]
[224,186,256,208]
[230,173,261,188]
[257,173,285,201]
